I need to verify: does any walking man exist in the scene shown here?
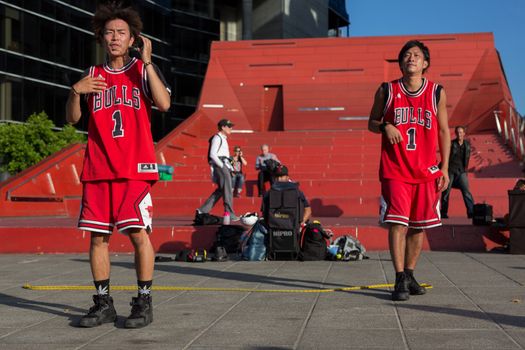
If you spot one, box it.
[196,119,239,221]
[368,40,450,301]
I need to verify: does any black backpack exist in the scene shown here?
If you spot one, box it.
[265,184,304,259]
[214,225,245,254]
[193,212,222,226]
[207,134,222,164]
[299,221,331,261]
[264,158,280,174]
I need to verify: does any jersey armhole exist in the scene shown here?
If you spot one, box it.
[381,82,392,117]
[142,62,171,104]
[433,84,443,115]
[436,85,442,104]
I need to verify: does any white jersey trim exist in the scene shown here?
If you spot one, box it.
[383,219,409,226]
[78,226,113,234]
[115,218,140,225]
[398,78,428,98]
[432,83,438,115]
[408,222,442,229]
[79,219,115,227]
[102,57,137,74]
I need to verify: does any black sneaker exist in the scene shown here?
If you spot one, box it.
[407,273,427,295]
[392,272,410,301]
[124,295,153,328]
[79,295,117,328]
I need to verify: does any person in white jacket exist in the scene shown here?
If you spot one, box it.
[196,119,239,221]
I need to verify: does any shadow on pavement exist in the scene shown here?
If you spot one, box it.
[397,304,525,328]
[71,258,359,290]
[0,292,84,325]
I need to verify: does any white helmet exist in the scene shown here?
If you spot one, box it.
[240,212,259,226]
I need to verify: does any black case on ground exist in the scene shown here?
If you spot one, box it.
[508,190,525,254]
[266,186,304,260]
[472,203,493,226]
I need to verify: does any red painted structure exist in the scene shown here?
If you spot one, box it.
[0,33,521,253]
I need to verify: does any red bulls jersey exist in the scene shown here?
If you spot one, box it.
[380,78,442,183]
[81,58,159,182]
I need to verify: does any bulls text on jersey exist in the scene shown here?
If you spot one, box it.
[93,85,141,112]
[393,107,432,129]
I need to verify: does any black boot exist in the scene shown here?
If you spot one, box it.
[405,270,426,295]
[124,295,153,328]
[79,295,117,328]
[392,272,410,301]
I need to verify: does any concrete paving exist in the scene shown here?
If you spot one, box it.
[0,251,524,349]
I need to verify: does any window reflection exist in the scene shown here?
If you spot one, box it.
[0,1,218,140]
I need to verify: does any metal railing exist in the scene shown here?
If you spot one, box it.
[493,100,525,161]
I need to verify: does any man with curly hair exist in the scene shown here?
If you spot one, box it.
[66,1,170,328]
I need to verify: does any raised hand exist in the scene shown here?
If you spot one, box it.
[138,35,152,63]
[72,75,107,94]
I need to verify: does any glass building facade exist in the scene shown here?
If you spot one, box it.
[0,0,348,140]
[0,0,219,140]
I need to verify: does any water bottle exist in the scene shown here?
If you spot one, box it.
[223,211,230,225]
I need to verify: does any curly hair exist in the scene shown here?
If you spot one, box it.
[92,1,143,45]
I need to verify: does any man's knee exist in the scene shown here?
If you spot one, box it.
[90,233,110,249]
[408,228,424,236]
[389,224,408,235]
[127,229,151,248]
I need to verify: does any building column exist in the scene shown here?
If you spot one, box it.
[242,0,252,40]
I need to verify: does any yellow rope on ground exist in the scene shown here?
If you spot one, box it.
[22,283,432,293]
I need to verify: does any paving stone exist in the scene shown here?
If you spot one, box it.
[0,252,523,349]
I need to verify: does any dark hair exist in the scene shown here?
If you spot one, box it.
[398,40,430,73]
[514,179,525,190]
[455,125,466,133]
[92,1,143,45]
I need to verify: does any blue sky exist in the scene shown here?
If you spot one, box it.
[345,0,525,115]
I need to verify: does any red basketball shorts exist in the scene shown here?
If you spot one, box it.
[380,179,441,229]
[78,180,153,234]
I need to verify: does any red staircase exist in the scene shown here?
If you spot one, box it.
[1,126,518,253]
[0,34,521,253]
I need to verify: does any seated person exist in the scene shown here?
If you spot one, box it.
[255,144,280,197]
[231,146,247,197]
[261,165,311,226]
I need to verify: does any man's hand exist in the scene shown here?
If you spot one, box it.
[384,124,403,145]
[72,75,107,94]
[437,168,450,192]
[139,35,152,64]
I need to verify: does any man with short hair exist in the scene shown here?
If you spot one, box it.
[261,165,312,225]
[440,126,475,218]
[66,2,171,328]
[368,40,450,301]
[255,144,280,197]
[196,119,239,221]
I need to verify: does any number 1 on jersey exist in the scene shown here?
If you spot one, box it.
[406,128,416,150]
[112,110,124,138]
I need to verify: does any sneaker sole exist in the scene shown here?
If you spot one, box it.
[409,288,427,295]
[391,292,410,301]
[78,314,117,328]
[124,315,153,329]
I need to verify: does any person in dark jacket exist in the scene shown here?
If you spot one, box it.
[441,126,475,218]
